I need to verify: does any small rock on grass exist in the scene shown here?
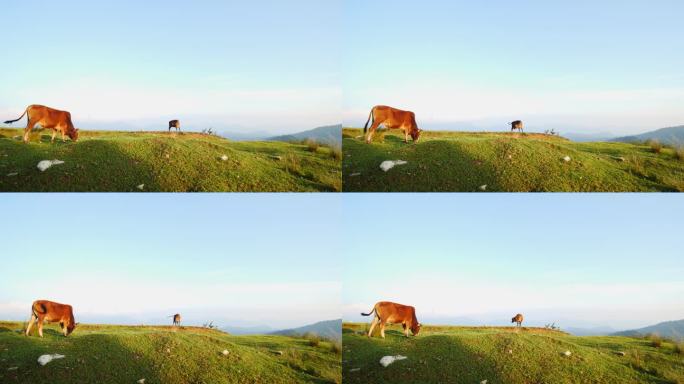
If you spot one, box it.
[478,184,487,191]
[481,380,488,384]
[563,350,572,357]
[6,172,18,177]
[7,367,18,371]
[379,355,407,367]
[349,368,360,373]
[349,173,361,177]
[136,184,145,190]
[138,379,146,384]
[221,349,229,356]
[562,156,571,162]
[614,351,626,356]
[220,155,228,161]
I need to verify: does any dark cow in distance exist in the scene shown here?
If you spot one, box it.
[512,313,524,327]
[4,105,79,143]
[25,300,78,337]
[361,301,421,338]
[169,120,181,132]
[171,313,181,326]
[363,105,422,144]
[510,120,524,133]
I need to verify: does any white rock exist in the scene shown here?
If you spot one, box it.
[562,156,571,162]
[37,354,65,366]
[7,366,18,371]
[36,159,65,172]
[479,184,487,191]
[349,173,361,177]
[349,368,361,372]
[380,160,408,172]
[136,184,145,190]
[379,355,407,367]
[222,349,229,356]
[220,155,228,161]
[138,379,146,384]
[6,172,18,177]
[563,350,572,357]
[481,380,488,384]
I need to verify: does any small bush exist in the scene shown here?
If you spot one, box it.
[674,146,684,161]
[304,332,321,347]
[331,342,342,354]
[330,146,342,161]
[648,139,662,154]
[305,139,320,152]
[648,334,663,348]
[674,342,684,355]
[283,153,301,175]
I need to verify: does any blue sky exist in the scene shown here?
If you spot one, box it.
[344,0,684,134]
[0,194,340,329]
[342,194,684,330]
[0,0,340,134]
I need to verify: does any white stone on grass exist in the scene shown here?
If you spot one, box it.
[379,355,407,367]
[37,159,65,172]
[37,354,65,366]
[380,160,407,172]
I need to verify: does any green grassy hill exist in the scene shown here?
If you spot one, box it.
[0,128,340,192]
[343,322,684,384]
[0,321,341,384]
[343,128,684,192]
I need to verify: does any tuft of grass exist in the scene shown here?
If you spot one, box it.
[305,138,320,152]
[648,139,663,154]
[330,146,342,161]
[674,342,684,355]
[331,341,342,355]
[304,332,321,347]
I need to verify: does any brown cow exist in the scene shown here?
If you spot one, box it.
[511,313,524,327]
[168,119,181,132]
[363,105,422,144]
[25,300,78,337]
[171,313,181,326]
[4,105,79,143]
[361,301,421,338]
[510,120,524,133]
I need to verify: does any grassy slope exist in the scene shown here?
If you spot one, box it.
[343,323,684,384]
[343,128,684,192]
[0,129,340,192]
[0,322,341,384]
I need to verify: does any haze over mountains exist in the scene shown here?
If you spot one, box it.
[611,125,684,146]
[613,319,684,341]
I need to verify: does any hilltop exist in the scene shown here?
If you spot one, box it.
[0,128,340,192]
[612,125,684,146]
[613,319,684,341]
[343,128,684,192]
[272,319,343,341]
[269,125,342,147]
[0,321,341,384]
[342,322,684,384]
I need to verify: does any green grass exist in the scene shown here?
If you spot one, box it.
[343,128,684,192]
[342,323,684,384]
[0,128,341,192]
[0,321,341,384]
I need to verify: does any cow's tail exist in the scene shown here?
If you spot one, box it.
[363,108,374,134]
[361,306,376,317]
[3,107,28,125]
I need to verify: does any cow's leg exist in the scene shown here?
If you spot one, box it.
[404,129,409,143]
[23,120,37,143]
[38,318,44,338]
[380,321,386,339]
[25,314,37,336]
[404,323,409,337]
[365,121,382,143]
[50,129,57,143]
[367,317,378,337]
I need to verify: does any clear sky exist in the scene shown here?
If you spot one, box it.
[0,0,340,134]
[0,194,340,329]
[344,0,684,135]
[342,194,684,330]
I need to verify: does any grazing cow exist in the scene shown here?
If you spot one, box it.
[510,120,524,133]
[172,313,181,326]
[4,105,79,143]
[168,120,181,132]
[512,313,524,327]
[25,300,78,337]
[363,105,422,144]
[361,301,421,338]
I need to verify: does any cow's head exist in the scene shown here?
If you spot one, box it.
[68,128,79,142]
[66,322,78,336]
[411,322,421,336]
[410,128,422,142]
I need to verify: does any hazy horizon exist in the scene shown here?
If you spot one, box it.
[0,194,340,329]
[344,0,684,135]
[1,0,341,135]
[342,194,684,331]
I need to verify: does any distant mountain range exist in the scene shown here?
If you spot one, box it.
[270,319,342,341]
[612,319,684,340]
[565,326,618,336]
[612,125,684,146]
[563,132,617,142]
[268,125,341,147]
[221,325,275,335]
